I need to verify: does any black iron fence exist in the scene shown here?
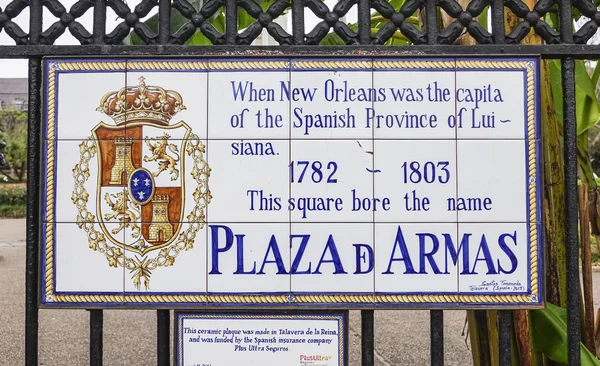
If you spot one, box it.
[1,0,598,364]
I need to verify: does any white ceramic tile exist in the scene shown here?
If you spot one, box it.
[208,68,290,139]
[123,222,208,293]
[458,223,530,295]
[52,222,125,294]
[207,223,290,294]
[373,70,456,139]
[455,70,526,139]
[125,71,208,140]
[290,223,374,294]
[374,223,459,293]
[290,140,373,222]
[53,140,115,223]
[51,67,126,140]
[290,65,373,139]
[373,140,457,222]
[456,140,527,222]
[207,139,289,222]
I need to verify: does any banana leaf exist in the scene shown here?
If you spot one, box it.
[531,303,600,365]
[548,56,600,137]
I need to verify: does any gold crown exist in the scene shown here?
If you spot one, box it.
[97,77,186,125]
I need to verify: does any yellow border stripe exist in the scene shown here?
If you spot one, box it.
[209,61,288,70]
[294,60,372,69]
[44,59,539,305]
[128,61,207,70]
[373,60,455,69]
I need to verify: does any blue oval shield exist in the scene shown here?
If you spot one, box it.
[128,168,155,205]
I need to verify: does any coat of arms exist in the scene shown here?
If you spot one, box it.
[71,76,211,290]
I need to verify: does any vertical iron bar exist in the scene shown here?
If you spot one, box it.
[225,0,238,44]
[361,310,375,366]
[25,0,42,364]
[560,0,577,360]
[560,1,578,363]
[90,310,103,366]
[498,310,512,366]
[158,0,171,44]
[491,0,505,43]
[425,0,438,44]
[357,0,371,44]
[559,0,574,43]
[157,310,170,366]
[93,0,106,43]
[562,56,580,366]
[25,56,41,366]
[91,3,106,362]
[29,0,42,44]
[291,0,305,44]
[430,310,444,366]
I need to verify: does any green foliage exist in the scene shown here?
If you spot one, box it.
[0,183,26,206]
[125,0,280,46]
[549,59,600,136]
[0,204,26,218]
[531,303,600,365]
[0,109,27,182]
[319,0,417,46]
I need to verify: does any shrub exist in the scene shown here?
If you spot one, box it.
[0,183,26,206]
[0,204,26,218]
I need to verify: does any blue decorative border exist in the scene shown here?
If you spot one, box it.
[40,56,543,309]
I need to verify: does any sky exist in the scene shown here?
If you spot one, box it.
[0,0,353,78]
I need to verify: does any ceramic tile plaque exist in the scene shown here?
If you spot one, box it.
[41,57,542,308]
[175,312,346,366]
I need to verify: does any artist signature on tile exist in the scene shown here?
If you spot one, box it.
[469,280,525,292]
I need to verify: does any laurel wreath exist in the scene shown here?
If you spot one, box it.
[71,133,211,290]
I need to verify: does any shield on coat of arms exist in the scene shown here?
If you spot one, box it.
[71,76,211,290]
[92,121,190,256]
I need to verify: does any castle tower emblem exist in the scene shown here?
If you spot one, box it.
[110,137,136,185]
[73,75,211,289]
[148,195,174,242]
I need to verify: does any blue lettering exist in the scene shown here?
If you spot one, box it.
[209,225,235,274]
[234,234,256,274]
[353,243,374,274]
[257,235,288,274]
[290,234,311,274]
[497,231,519,274]
[230,81,274,102]
[313,235,347,274]
[442,233,472,275]
[383,226,417,274]
[417,233,440,274]
[471,235,497,274]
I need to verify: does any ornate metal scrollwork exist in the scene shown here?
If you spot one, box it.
[0,0,597,46]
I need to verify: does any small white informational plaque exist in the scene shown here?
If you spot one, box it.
[175,312,346,366]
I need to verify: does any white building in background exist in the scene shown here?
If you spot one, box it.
[251,2,349,45]
[0,78,27,111]
[253,14,291,45]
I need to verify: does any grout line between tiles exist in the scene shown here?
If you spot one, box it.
[206,58,210,300]
[371,58,376,302]
[289,59,292,298]
[454,59,460,301]
[123,60,128,301]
